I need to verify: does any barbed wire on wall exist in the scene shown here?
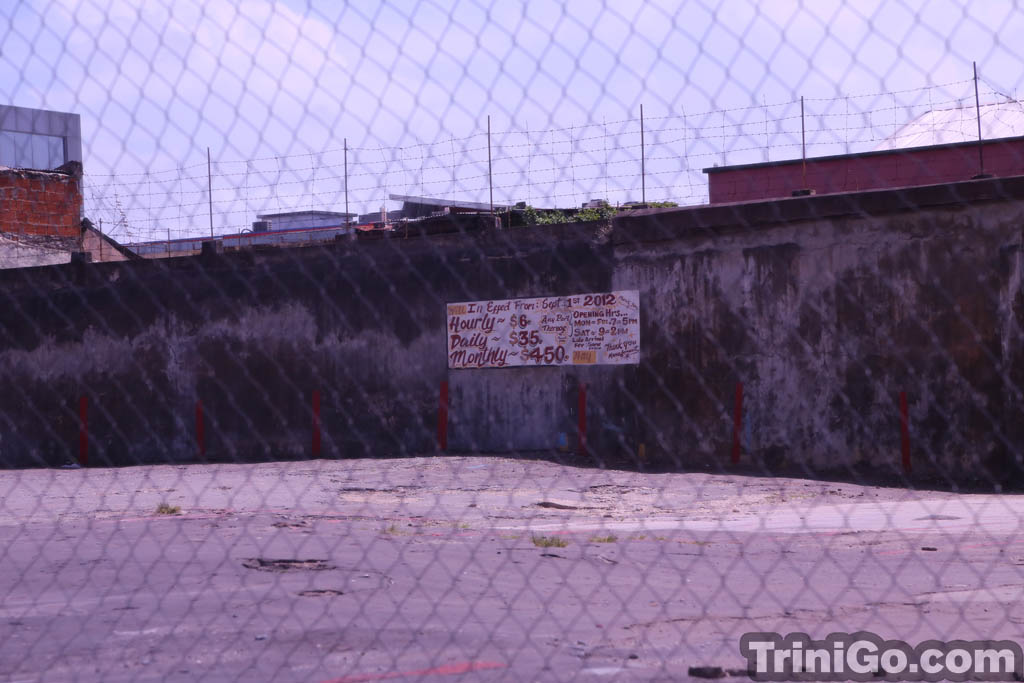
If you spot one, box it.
[82,78,1019,246]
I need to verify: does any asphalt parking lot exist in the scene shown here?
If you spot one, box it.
[1,456,1023,682]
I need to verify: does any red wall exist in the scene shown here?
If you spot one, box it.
[708,138,1024,204]
[0,168,82,237]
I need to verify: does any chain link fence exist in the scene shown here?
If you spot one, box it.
[2,1,1024,681]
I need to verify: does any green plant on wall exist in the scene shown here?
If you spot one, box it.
[521,204,618,226]
[520,201,676,226]
[574,205,616,222]
[522,205,569,225]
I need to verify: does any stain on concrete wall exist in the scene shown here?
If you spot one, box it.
[0,233,77,269]
[615,181,1024,484]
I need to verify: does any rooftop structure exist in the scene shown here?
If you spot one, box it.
[876,100,1024,150]
[0,104,82,170]
[388,194,511,220]
[703,103,1024,204]
[254,210,357,232]
[128,223,357,259]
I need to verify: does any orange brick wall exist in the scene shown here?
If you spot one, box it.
[707,137,1024,204]
[0,168,82,238]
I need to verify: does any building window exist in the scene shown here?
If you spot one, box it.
[0,131,66,169]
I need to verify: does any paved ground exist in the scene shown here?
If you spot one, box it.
[1,455,1023,682]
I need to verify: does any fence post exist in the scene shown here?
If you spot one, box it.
[973,61,986,177]
[344,138,349,223]
[207,147,213,238]
[487,114,494,218]
[640,104,646,205]
[800,96,807,189]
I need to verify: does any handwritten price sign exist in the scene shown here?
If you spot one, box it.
[446,290,640,369]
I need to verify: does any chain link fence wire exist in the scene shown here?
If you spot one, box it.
[3,1,1024,681]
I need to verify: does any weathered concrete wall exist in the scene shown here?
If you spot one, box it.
[0,180,1022,486]
[0,233,78,269]
[82,224,136,263]
[0,216,612,469]
[616,182,1024,484]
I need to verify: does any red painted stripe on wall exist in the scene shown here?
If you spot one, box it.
[731,382,743,465]
[437,381,449,451]
[312,390,321,457]
[195,400,205,458]
[78,395,88,466]
[899,391,911,473]
[577,383,587,457]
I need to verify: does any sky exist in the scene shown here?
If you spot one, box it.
[2,0,1024,241]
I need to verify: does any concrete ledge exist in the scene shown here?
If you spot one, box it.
[613,173,1024,244]
[200,240,224,258]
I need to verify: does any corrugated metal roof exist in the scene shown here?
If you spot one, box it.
[257,210,356,219]
[389,193,509,211]
[875,100,1024,150]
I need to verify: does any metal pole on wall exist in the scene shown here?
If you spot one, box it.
[344,138,349,224]
[800,96,807,189]
[974,61,986,177]
[207,147,214,238]
[487,114,494,218]
[640,104,646,205]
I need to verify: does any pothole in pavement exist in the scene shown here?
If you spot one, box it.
[241,559,394,596]
[271,520,311,529]
[296,570,393,597]
[688,666,750,678]
[586,485,635,493]
[533,501,580,510]
[241,558,335,572]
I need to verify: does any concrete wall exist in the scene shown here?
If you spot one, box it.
[0,233,78,269]
[616,182,1024,485]
[0,180,1022,486]
[82,224,138,263]
[127,225,355,259]
[706,137,1024,204]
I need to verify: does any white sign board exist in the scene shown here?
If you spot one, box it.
[446,290,640,369]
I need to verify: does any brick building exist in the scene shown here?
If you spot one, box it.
[704,101,1024,204]
[0,163,85,269]
[0,105,128,268]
